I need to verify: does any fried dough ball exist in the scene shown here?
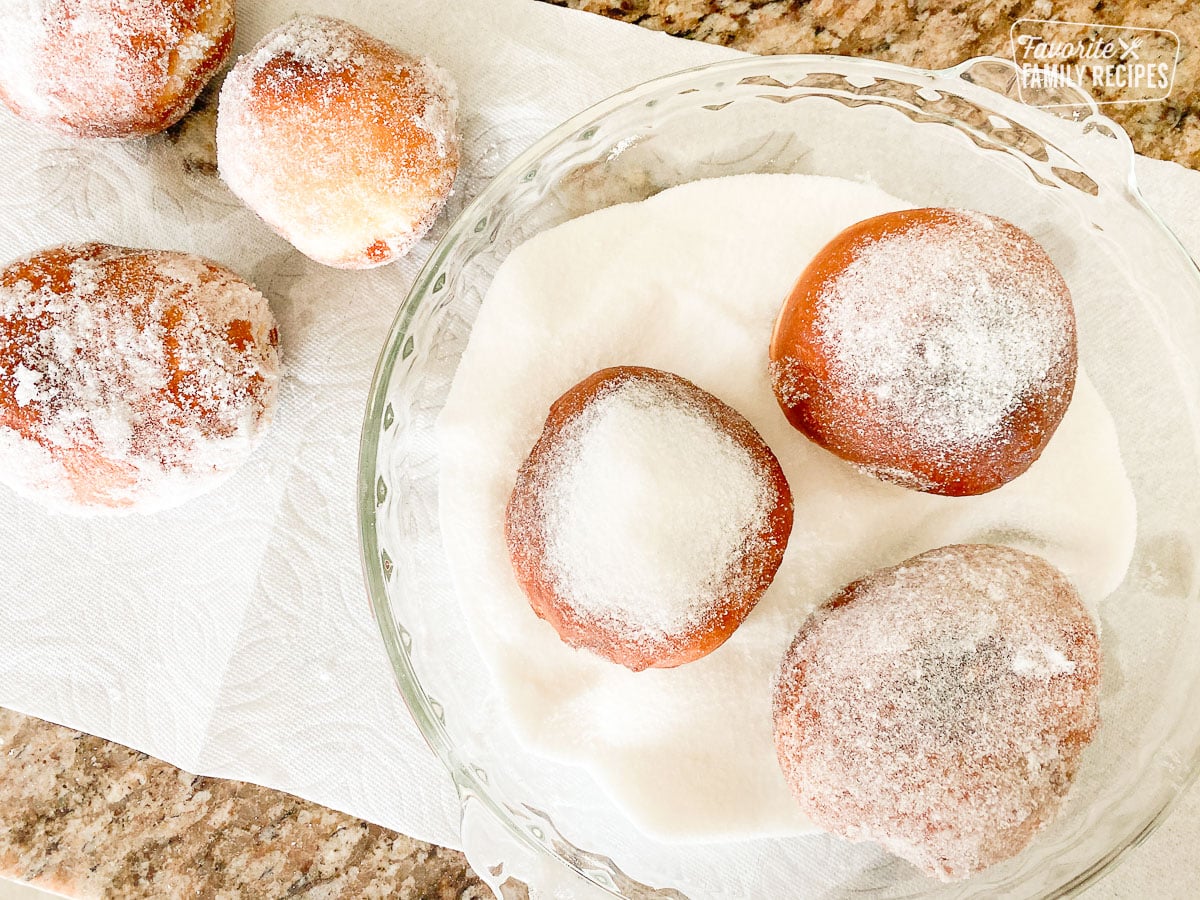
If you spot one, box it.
[773,544,1101,880]
[216,15,460,268]
[0,242,279,513]
[770,208,1076,496]
[0,0,234,137]
[506,366,794,671]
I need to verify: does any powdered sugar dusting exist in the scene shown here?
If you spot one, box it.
[1012,644,1077,677]
[216,15,460,268]
[808,209,1074,452]
[12,365,44,407]
[249,15,369,73]
[0,0,234,137]
[537,377,770,641]
[412,59,460,159]
[0,244,280,514]
[774,543,1101,880]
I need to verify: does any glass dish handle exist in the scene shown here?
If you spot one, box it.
[459,789,618,900]
[943,55,1138,192]
[459,784,689,899]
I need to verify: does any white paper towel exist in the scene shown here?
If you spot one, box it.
[0,0,1198,863]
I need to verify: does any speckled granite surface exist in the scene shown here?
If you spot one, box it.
[0,709,492,899]
[2,2,1198,898]
[549,0,1200,170]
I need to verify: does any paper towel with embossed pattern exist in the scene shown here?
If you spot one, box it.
[1,0,1199,866]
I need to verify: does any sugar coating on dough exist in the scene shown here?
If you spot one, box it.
[0,0,234,137]
[0,243,280,513]
[216,14,460,268]
[515,375,772,643]
[773,209,1074,456]
[773,543,1101,881]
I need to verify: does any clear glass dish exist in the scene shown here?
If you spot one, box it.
[358,55,1200,898]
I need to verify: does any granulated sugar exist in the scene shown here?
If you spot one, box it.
[0,0,233,135]
[813,210,1074,452]
[773,543,1101,880]
[0,244,279,513]
[437,173,1137,840]
[535,378,769,640]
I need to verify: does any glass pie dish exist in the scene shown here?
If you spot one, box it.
[358,54,1200,898]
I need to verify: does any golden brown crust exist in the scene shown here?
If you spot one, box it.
[505,365,794,671]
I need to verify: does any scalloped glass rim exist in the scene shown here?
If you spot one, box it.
[358,53,1200,898]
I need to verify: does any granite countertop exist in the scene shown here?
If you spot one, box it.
[0,709,491,899]
[550,0,1199,169]
[2,1,1198,898]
